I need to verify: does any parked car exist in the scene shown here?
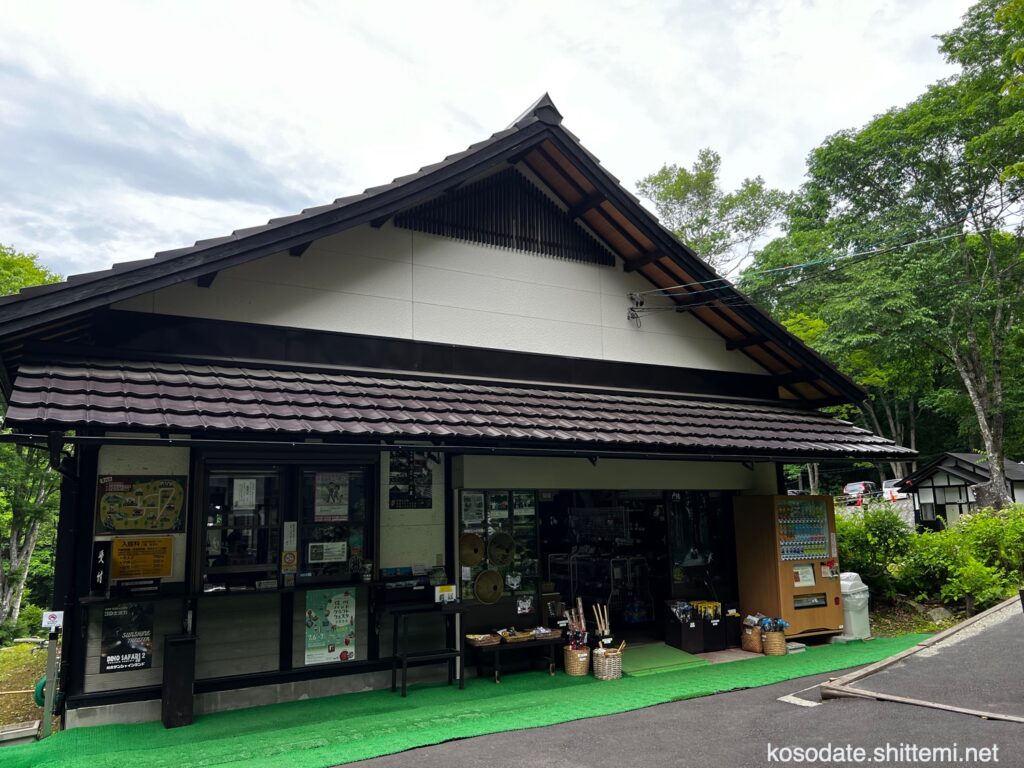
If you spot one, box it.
[882,478,907,502]
[842,481,880,506]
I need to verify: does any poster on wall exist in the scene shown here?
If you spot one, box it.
[304,588,357,664]
[513,492,536,517]
[461,492,485,524]
[96,476,187,533]
[488,492,509,520]
[100,602,154,673]
[388,451,433,510]
[232,478,257,511]
[111,536,174,580]
[308,541,348,564]
[315,472,350,521]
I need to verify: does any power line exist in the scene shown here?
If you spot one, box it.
[632,227,980,301]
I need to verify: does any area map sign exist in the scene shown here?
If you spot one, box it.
[304,588,356,665]
[96,475,187,533]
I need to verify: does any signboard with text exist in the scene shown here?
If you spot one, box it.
[111,536,173,580]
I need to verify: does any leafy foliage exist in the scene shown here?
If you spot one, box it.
[840,504,1024,613]
[0,244,62,641]
[637,149,791,271]
[741,1,1024,491]
[835,504,913,600]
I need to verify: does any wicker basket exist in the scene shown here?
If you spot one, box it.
[534,628,563,640]
[762,631,787,656]
[564,646,591,676]
[592,650,622,681]
[740,626,763,654]
[500,630,536,643]
[465,634,501,647]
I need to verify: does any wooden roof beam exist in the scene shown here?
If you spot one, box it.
[775,370,820,385]
[566,193,605,220]
[196,273,217,288]
[726,334,769,350]
[623,251,667,272]
[289,242,312,257]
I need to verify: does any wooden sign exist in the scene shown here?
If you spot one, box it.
[111,536,174,580]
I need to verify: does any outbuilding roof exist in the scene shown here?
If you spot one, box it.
[899,452,1024,488]
[4,359,914,460]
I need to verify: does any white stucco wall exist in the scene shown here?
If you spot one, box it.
[113,223,768,376]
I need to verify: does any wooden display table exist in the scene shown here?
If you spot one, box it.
[472,635,562,683]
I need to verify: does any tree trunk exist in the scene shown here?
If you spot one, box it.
[949,341,1011,509]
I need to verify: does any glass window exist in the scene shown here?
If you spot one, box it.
[298,468,369,583]
[204,469,281,592]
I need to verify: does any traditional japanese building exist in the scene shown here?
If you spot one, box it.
[0,95,913,727]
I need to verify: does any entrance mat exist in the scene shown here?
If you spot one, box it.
[621,642,708,676]
[6,634,928,768]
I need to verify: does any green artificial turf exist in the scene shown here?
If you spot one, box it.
[620,642,708,676]
[6,634,928,768]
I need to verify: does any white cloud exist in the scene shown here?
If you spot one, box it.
[0,0,972,274]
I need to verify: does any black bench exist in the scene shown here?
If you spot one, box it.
[472,635,563,683]
[390,603,465,698]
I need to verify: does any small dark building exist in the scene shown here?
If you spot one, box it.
[898,452,1024,529]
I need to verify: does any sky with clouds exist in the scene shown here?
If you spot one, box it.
[0,0,973,277]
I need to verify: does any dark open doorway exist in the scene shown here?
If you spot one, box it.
[538,490,737,643]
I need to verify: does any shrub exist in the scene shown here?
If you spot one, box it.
[940,557,1009,614]
[895,527,963,602]
[835,503,912,600]
[955,506,1024,581]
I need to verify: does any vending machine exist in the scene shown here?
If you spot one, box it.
[733,495,843,638]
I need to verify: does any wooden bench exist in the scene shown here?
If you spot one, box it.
[472,635,563,683]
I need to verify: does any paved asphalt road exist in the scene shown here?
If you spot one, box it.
[849,600,1023,718]
[354,663,1023,767]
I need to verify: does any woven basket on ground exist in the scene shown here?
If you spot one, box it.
[564,646,591,676]
[740,626,763,654]
[762,631,787,656]
[592,650,622,681]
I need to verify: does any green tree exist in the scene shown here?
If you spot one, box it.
[745,0,1024,496]
[637,149,791,272]
[0,245,61,631]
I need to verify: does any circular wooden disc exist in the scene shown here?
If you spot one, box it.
[487,532,515,566]
[459,533,485,566]
[474,569,504,604]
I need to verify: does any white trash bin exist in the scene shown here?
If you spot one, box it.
[840,572,871,639]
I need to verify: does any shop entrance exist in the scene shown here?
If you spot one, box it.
[538,490,738,644]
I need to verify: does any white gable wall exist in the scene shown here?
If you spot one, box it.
[114,223,769,376]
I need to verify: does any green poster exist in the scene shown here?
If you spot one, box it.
[304,588,357,665]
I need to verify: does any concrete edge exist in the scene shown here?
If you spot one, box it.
[823,594,1021,691]
[820,684,1024,724]
[820,595,1023,720]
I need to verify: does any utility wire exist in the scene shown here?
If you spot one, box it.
[633,228,979,301]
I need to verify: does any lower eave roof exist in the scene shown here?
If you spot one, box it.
[4,359,914,460]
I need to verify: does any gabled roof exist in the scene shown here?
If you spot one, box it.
[0,95,866,406]
[899,452,1024,489]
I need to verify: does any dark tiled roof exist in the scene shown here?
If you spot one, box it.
[4,360,912,458]
[945,453,1024,482]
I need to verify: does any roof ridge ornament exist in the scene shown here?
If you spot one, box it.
[508,93,563,129]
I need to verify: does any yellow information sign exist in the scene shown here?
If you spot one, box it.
[111,536,174,580]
